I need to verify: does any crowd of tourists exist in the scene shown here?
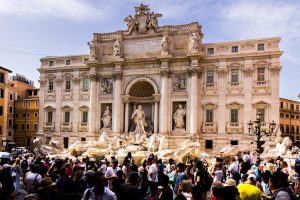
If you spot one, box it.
[0,151,299,200]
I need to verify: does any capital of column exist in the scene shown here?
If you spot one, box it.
[72,77,81,85]
[89,74,98,82]
[38,79,46,87]
[270,65,282,76]
[122,95,130,103]
[55,78,63,85]
[188,68,201,77]
[217,68,228,78]
[113,71,122,80]
[152,94,160,103]
[242,66,254,77]
[160,69,171,77]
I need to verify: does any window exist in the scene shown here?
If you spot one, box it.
[280,113,284,118]
[14,124,18,129]
[285,114,289,118]
[207,48,214,55]
[9,106,13,113]
[0,73,4,83]
[27,113,30,118]
[66,60,71,65]
[206,110,213,123]
[231,46,238,53]
[291,104,294,110]
[231,140,238,145]
[27,102,31,108]
[280,102,283,108]
[64,111,70,123]
[0,106,3,116]
[8,119,12,126]
[82,78,89,91]
[34,124,38,131]
[291,115,295,119]
[15,114,19,118]
[0,89,4,98]
[63,137,69,149]
[49,81,54,91]
[296,115,299,119]
[297,126,300,134]
[230,109,238,123]
[9,94,13,100]
[81,138,86,141]
[286,125,290,134]
[34,112,38,117]
[8,131,11,136]
[257,109,265,122]
[26,124,30,130]
[49,61,54,66]
[280,124,284,133]
[257,68,265,82]
[65,80,71,90]
[36,101,38,107]
[0,126,1,135]
[291,125,295,134]
[205,140,213,149]
[47,112,53,123]
[34,90,38,95]
[297,105,299,111]
[206,70,214,84]
[257,44,265,51]
[22,113,26,118]
[82,111,88,123]
[83,58,89,64]
[22,124,25,130]
[28,90,32,96]
[231,69,239,82]
[286,103,288,109]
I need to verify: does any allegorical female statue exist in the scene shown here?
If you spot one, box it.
[131,105,147,134]
[113,38,121,56]
[173,104,186,129]
[101,106,112,128]
[189,32,200,54]
[160,35,169,55]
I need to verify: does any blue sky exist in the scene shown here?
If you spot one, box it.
[0,0,299,99]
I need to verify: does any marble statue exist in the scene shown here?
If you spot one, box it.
[113,38,121,56]
[174,75,186,91]
[131,105,147,135]
[173,104,186,129]
[148,12,161,32]
[124,15,138,35]
[190,32,200,54]
[101,106,112,128]
[87,40,96,58]
[160,35,169,55]
[101,79,113,94]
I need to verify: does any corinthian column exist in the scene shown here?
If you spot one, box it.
[37,78,46,134]
[54,76,62,134]
[89,73,98,134]
[123,95,130,133]
[189,67,199,134]
[112,71,122,133]
[159,69,169,134]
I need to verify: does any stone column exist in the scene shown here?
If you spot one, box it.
[159,68,169,134]
[153,94,160,133]
[243,60,254,134]
[189,64,199,134]
[72,75,80,133]
[37,78,46,134]
[217,61,228,134]
[112,71,122,134]
[54,75,62,134]
[89,70,98,134]
[123,96,130,133]
[270,59,281,131]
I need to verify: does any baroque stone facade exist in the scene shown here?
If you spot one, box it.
[38,4,282,152]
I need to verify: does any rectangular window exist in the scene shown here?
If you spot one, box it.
[205,140,213,149]
[83,58,89,64]
[9,94,13,100]
[47,112,53,123]
[230,109,238,123]
[36,101,38,107]
[0,126,2,135]
[257,44,265,51]
[296,115,299,119]
[286,114,289,118]
[34,90,37,95]
[257,109,265,122]
[15,114,19,118]
[286,103,288,109]
[22,124,25,130]
[82,78,89,91]
[22,113,26,118]
[291,125,295,134]
[297,126,299,134]
[27,113,30,118]
[65,80,71,90]
[8,119,12,126]
[0,73,4,83]
[286,125,290,134]
[0,89,4,98]
[231,69,239,83]
[81,138,86,141]
[280,102,283,108]
[0,106,3,116]
[66,60,71,65]
[297,105,299,111]
[82,111,88,123]
[291,104,294,110]
[206,110,213,123]
[291,115,295,119]
[64,112,70,123]
[8,131,11,136]
[27,102,31,108]
[26,124,30,130]
[207,48,214,55]
[49,61,54,66]
[34,124,38,131]
[206,70,214,84]
[231,140,238,145]
[9,106,13,113]
[280,113,284,118]
[49,81,54,91]
[257,68,265,81]
[63,137,69,149]
[34,112,38,117]
[280,124,284,133]
[231,46,238,53]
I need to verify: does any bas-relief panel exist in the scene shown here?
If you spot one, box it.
[123,38,161,55]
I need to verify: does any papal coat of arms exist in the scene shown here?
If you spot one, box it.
[124,3,162,34]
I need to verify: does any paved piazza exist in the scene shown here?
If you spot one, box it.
[38,4,282,153]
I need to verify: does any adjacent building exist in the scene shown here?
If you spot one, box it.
[38,4,282,152]
[279,98,300,142]
[10,74,39,147]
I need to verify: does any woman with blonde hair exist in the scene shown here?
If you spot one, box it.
[178,179,193,200]
[12,158,23,194]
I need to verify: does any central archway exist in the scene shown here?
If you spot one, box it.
[129,80,155,97]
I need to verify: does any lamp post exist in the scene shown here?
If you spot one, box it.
[247,112,276,158]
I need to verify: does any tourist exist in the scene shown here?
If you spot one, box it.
[158,174,173,200]
[81,172,117,200]
[269,171,295,200]
[237,174,262,200]
[138,164,149,199]
[281,161,289,175]
[112,170,125,200]
[174,163,188,196]
[209,181,223,200]
[261,170,272,197]
[218,179,239,200]
[178,179,193,200]
[193,160,207,200]
[165,158,174,174]
[11,157,23,194]
[186,165,195,184]
[119,171,140,200]
[105,159,121,190]
[228,157,240,184]
[212,163,223,182]
[121,159,130,179]
[21,155,30,174]
[0,164,16,200]
[146,157,159,198]
[168,164,177,188]
[24,164,42,194]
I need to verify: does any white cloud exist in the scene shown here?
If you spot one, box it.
[0,0,107,21]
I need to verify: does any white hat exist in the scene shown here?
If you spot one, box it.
[247,174,257,181]
[2,164,11,169]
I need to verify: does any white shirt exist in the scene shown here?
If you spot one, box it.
[25,172,42,191]
[147,163,158,183]
[213,170,223,182]
[105,166,121,189]
[229,162,239,174]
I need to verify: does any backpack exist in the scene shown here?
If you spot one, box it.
[202,171,213,191]
[21,160,28,170]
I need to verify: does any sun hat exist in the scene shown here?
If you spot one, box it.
[224,179,236,187]
[39,177,56,190]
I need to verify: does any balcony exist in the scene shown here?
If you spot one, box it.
[44,122,55,132]
[79,122,88,132]
[61,122,72,132]
[227,82,243,94]
[253,80,270,93]
[226,122,243,134]
[203,82,218,95]
[80,89,90,99]
[202,122,218,133]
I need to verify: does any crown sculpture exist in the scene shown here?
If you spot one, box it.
[124,3,162,35]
